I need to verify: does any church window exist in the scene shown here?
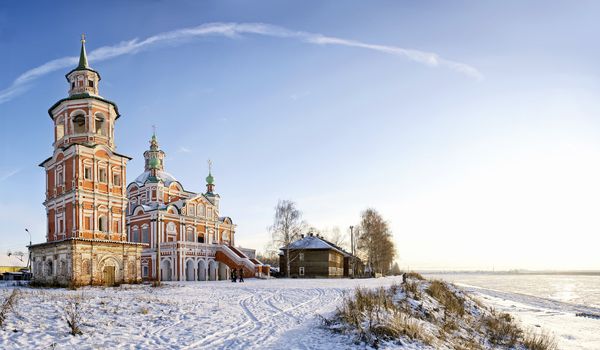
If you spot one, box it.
[71,82,75,89]
[142,226,150,243]
[46,260,53,276]
[197,235,205,243]
[198,205,205,217]
[84,166,92,180]
[113,173,121,186]
[186,228,195,242]
[56,168,64,186]
[84,215,91,230]
[299,267,305,276]
[222,232,229,241]
[56,117,64,140]
[188,205,195,216]
[95,114,107,136]
[99,168,107,183]
[98,215,108,232]
[142,265,149,277]
[72,113,86,134]
[88,80,94,88]
[132,226,140,242]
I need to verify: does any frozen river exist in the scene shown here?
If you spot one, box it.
[423,273,600,308]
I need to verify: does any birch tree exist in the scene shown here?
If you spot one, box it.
[270,200,304,278]
[356,208,396,276]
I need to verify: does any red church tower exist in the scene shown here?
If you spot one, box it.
[29,36,143,286]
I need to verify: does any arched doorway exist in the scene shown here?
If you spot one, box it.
[161,259,172,281]
[99,257,122,286]
[198,260,207,281]
[218,262,229,281]
[186,259,195,281]
[208,260,217,281]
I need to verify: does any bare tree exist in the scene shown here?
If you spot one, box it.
[6,250,25,263]
[356,208,396,276]
[323,226,348,250]
[270,200,304,278]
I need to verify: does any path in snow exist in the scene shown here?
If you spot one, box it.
[0,278,402,350]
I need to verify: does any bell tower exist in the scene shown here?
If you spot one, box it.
[41,35,131,243]
[29,36,144,287]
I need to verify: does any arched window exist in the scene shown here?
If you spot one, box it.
[72,113,86,134]
[186,227,195,242]
[142,225,150,243]
[132,226,139,242]
[222,231,229,241]
[95,113,107,136]
[56,116,65,140]
[98,215,108,232]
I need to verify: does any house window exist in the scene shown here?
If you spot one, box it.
[299,253,304,261]
[113,173,121,186]
[99,168,107,183]
[142,265,149,277]
[299,267,305,276]
[84,166,92,180]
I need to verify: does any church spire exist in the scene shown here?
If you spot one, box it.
[206,159,215,194]
[77,34,89,69]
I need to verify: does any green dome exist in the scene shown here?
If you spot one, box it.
[206,173,214,184]
[149,158,160,169]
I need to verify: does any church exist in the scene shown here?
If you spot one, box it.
[29,36,267,286]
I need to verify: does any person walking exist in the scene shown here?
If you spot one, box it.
[238,268,244,283]
[231,268,237,283]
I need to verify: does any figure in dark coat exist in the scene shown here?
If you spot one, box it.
[231,268,237,282]
[402,272,407,284]
[238,268,244,283]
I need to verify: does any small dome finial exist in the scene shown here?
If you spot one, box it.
[77,33,89,69]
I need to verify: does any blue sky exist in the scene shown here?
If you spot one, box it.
[1,1,600,270]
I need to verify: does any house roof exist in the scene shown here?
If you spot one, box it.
[281,235,352,257]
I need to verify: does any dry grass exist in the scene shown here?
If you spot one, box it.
[330,287,432,347]
[482,309,521,347]
[64,294,84,335]
[426,280,465,316]
[523,329,558,350]
[405,272,425,280]
[0,289,19,327]
[403,281,421,300]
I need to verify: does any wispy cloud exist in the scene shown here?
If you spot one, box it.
[178,146,192,153]
[0,169,20,182]
[0,22,482,104]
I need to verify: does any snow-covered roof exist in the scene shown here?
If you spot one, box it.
[282,235,351,257]
[134,170,179,186]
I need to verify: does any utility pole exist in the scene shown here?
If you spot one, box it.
[349,225,354,278]
[25,228,32,271]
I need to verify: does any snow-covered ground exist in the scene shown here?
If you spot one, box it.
[462,284,600,350]
[0,278,403,349]
[1,277,598,349]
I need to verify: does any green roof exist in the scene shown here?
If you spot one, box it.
[78,39,89,69]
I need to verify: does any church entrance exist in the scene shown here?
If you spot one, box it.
[103,266,115,286]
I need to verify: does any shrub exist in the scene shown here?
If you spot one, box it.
[0,289,19,327]
[523,329,558,350]
[64,295,84,335]
[482,310,521,347]
[405,272,425,280]
[426,280,465,316]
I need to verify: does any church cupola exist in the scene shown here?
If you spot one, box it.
[143,129,166,177]
[206,160,215,194]
[66,34,100,97]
